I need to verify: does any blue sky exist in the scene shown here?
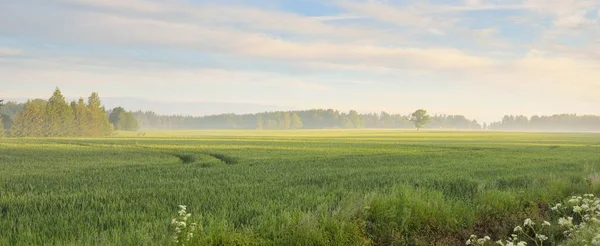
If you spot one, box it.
[1,0,599,122]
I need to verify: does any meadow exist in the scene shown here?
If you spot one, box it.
[1,130,600,245]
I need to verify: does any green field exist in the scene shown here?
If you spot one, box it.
[1,130,600,245]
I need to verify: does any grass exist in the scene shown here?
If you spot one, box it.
[0,130,599,245]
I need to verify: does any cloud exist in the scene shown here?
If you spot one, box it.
[337,0,436,28]
[0,48,21,56]
[553,13,597,29]
[0,52,331,92]
[54,0,404,43]
[428,28,445,36]
[524,0,600,29]
[0,3,494,71]
[1,0,599,120]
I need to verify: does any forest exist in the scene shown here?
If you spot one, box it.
[132,110,483,130]
[132,110,600,131]
[0,89,137,137]
[2,88,600,135]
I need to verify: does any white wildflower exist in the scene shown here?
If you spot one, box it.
[543,221,551,226]
[514,226,523,232]
[517,241,527,246]
[592,234,600,246]
[523,218,534,227]
[552,203,562,211]
[536,234,548,241]
[558,217,574,227]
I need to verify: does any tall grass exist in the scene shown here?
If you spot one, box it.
[0,131,599,245]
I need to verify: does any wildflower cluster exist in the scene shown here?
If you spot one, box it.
[467,217,550,246]
[467,193,600,246]
[171,205,197,245]
[552,194,600,244]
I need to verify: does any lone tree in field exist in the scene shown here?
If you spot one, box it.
[410,109,430,131]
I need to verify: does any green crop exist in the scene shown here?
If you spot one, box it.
[1,130,599,245]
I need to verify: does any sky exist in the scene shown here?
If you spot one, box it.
[1,0,599,122]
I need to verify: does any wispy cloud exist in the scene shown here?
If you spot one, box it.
[0,48,21,56]
[0,0,599,120]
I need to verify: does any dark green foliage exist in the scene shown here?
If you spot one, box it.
[206,152,238,165]
[174,154,197,164]
[109,107,139,131]
[410,109,431,130]
[109,107,126,129]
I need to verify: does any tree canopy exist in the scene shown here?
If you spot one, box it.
[109,107,139,131]
[410,109,431,130]
[10,88,113,137]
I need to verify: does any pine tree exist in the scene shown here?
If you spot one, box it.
[87,93,112,136]
[72,98,91,136]
[11,99,47,137]
[45,88,75,136]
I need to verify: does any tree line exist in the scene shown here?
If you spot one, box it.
[2,90,599,135]
[132,109,481,130]
[488,114,600,131]
[133,110,600,131]
[0,88,138,137]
